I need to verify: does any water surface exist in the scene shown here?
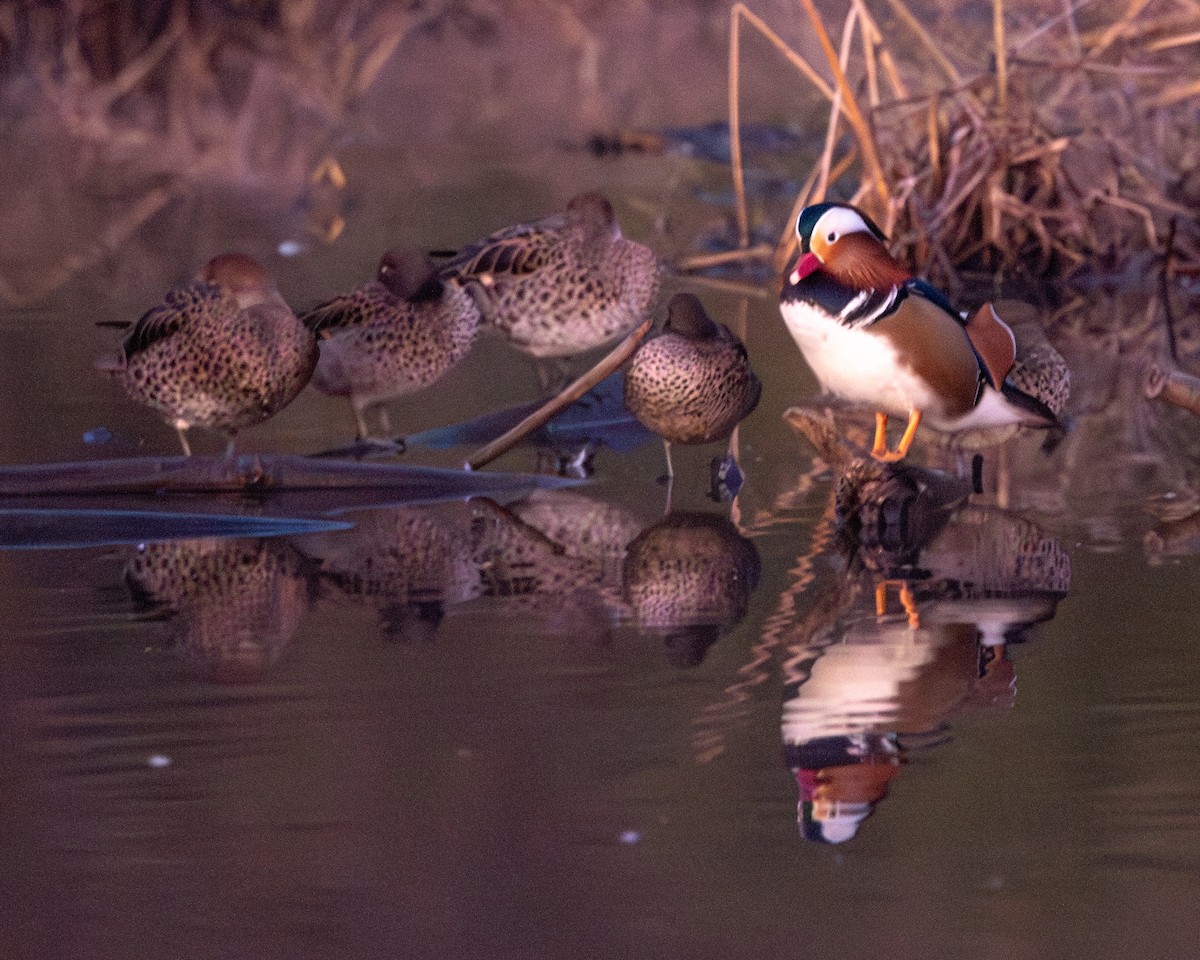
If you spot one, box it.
[2,6,1200,959]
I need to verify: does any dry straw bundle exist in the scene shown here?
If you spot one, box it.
[727,0,1200,290]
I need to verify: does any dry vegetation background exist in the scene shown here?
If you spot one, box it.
[0,0,1196,299]
[726,0,1200,292]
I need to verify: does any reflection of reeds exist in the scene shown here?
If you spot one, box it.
[12,1,422,187]
[728,0,1200,288]
[0,1,442,304]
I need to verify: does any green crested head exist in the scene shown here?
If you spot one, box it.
[795,203,888,252]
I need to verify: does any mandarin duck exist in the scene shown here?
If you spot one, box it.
[96,254,318,456]
[438,192,660,363]
[624,293,761,478]
[779,203,1060,461]
[301,248,482,439]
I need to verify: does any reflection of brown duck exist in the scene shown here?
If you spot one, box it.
[301,248,482,438]
[294,501,482,643]
[508,489,644,587]
[293,502,484,643]
[124,537,313,681]
[97,254,318,455]
[623,511,761,667]
[624,293,761,477]
[470,497,629,640]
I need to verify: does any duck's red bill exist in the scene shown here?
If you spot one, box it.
[789,252,821,285]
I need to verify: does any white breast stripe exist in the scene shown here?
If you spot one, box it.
[837,291,868,321]
[841,285,900,330]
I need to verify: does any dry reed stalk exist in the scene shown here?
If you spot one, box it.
[466,314,655,471]
[797,0,890,206]
[1090,0,1156,56]
[879,0,963,86]
[813,5,862,206]
[1145,365,1200,415]
[676,245,775,272]
[1145,29,1200,52]
[728,3,836,249]
[716,0,1195,288]
[993,0,1008,116]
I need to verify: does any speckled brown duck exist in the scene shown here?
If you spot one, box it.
[624,292,762,476]
[622,511,761,668]
[293,502,485,643]
[301,248,482,439]
[438,191,660,360]
[97,253,318,456]
[124,538,313,682]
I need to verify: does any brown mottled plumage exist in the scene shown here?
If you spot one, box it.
[624,293,761,476]
[302,248,482,438]
[295,503,484,643]
[439,192,660,359]
[622,511,761,667]
[97,254,318,455]
[469,498,627,642]
[125,538,313,682]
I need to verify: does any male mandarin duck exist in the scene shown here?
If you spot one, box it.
[96,254,318,456]
[778,203,1060,461]
[438,191,661,361]
[301,247,481,439]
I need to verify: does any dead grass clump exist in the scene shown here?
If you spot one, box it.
[727,0,1200,290]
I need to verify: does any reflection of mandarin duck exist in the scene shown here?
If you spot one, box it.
[781,469,1072,843]
[779,203,1064,461]
[791,736,904,844]
[782,595,989,844]
[294,503,484,644]
[624,294,762,477]
[622,512,761,667]
[438,192,660,360]
[301,248,482,439]
[97,254,318,456]
[125,538,313,681]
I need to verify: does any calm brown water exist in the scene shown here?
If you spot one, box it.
[2,5,1200,959]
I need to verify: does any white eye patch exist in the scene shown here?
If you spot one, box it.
[812,206,871,247]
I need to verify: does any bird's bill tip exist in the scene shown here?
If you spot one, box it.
[789,252,821,286]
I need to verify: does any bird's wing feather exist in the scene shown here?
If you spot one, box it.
[301,284,386,336]
[906,277,961,319]
[963,303,1017,389]
[438,220,560,281]
[121,283,221,359]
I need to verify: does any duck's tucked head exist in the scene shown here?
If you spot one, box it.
[565,191,620,241]
[662,292,719,340]
[790,203,909,290]
[203,254,275,298]
[378,248,443,302]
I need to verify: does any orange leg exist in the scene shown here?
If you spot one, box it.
[875,580,921,628]
[874,580,890,617]
[871,410,923,463]
[871,412,891,458]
